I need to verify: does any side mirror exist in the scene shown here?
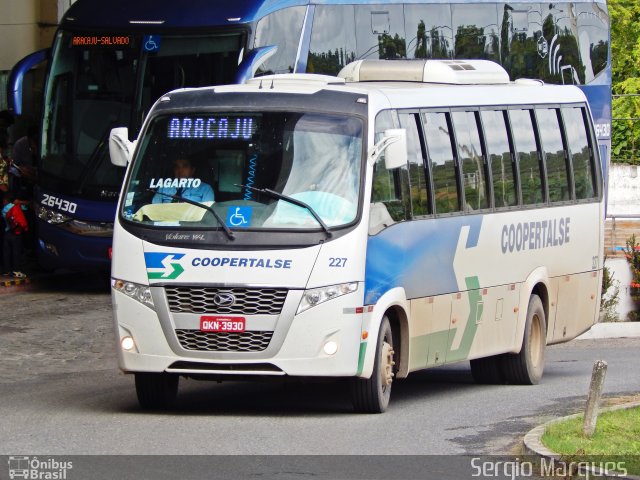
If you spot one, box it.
[109,127,134,167]
[382,129,408,170]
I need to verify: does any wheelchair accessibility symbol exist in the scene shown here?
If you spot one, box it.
[143,35,161,52]
[227,206,252,228]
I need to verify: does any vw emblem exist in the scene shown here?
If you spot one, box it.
[214,293,236,307]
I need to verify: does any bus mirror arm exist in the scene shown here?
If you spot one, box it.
[109,127,135,167]
[369,129,408,170]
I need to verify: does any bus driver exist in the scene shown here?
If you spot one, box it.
[152,157,214,204]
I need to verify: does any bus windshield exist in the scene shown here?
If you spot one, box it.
[40,30,243,200]
[122,112,363,231]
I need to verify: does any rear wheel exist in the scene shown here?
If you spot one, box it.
[501,294,546,385]
[135,372,179,410]
[351,316,395,413]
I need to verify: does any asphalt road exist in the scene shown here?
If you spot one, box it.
[1,276,639,461]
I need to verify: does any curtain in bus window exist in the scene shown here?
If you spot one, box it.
[575,3,609,83]
[498,3,544,80]
[404,5,453,59]
[452,111,488,211]
[510,109,543,205]
[399,113,429,217]
[371,111,410,225]
[481,110,517,208]
[452,3,500,61]
[563,106,595,199]
[537,108,570,202]
[422,111,459,214]
[307,5,357,75]
[254,7,306,74]
[354,5,406,60]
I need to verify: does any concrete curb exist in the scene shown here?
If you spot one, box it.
[577,322,640,340]
[523,401,640,480]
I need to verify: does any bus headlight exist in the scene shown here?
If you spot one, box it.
[38,206,113,236]
[113,278,154,309]
[297,282,358,314]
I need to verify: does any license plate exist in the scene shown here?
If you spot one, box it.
[200,316,245,333]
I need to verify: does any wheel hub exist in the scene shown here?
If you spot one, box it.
[380,341,395,388]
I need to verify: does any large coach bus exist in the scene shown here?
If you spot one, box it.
[109,60,604,412]
[9,0,610,271]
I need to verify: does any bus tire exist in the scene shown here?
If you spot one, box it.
[351,316,395,413]
[470,356,504,384]
[135,372,179,410]
[500,294,546,385]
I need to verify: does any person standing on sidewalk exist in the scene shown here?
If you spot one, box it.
[1,191,28,278]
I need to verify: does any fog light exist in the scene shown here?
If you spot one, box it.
[121,336,135,351]
[323,341,338,355]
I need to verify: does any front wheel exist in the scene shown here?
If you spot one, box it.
[135,372,179,410]
[351,316,395,413]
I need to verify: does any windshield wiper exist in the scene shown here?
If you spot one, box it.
[237,184,332,238]
[147,189,234,240]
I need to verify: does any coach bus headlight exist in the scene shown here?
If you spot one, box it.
[113,279,155,309]
[297,282,358,314]
[38,206,71,225]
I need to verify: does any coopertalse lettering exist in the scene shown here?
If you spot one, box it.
[192,257,292,269]
[501,217,571,254]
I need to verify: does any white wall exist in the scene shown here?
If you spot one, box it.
[608,164,640,216]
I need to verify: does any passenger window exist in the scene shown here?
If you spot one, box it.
[404,4,454,59]
[537,108,570,202]
[399,113,430,217]
[510,109,544,205]
[452,111,488,211]
[354,5,406,60]
[481,110,517,208]
[422,111,460,214]
[563,106,596,199]
[371,111,410,228]
[452,4,500,62]
[307,5,357,75]
[254,7,307,74]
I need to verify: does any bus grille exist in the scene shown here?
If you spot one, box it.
[175,329,273,352]
[165,287,288,315]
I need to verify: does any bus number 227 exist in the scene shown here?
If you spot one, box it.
[329,257,347,267]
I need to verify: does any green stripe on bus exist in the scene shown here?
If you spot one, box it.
[356,341,367,375]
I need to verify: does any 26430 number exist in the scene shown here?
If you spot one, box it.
[42,194,77,214]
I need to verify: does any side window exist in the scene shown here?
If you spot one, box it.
[422,111,460,214]
[452,110,488,211]
[481,110,517,208]
[307,5,357,75]
[563,106,596,199]
[371,110,410,227]
[254,7,307,74]
[451,3,500,62]
[354,5,406,60]
[399,113,430,217]
[404,4,453,59]
[510,109,543,205]
[537,108,570,202]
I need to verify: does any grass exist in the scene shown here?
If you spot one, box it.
[541,406,640,476]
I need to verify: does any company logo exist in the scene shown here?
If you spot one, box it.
[8,456,73,479]
[213,293,236,306]
[144,252,185,280]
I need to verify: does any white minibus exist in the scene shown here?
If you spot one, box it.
[110,59,603,412]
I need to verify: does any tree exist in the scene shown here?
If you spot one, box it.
[610,0,640,164]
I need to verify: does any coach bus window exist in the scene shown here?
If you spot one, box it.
[452,3,500,61]
[563,106,595,199]
[510,109,543,205]
[399,113,430,217]
[498,4,544,79]
[371,111,410,226]
[354,5,406,60]
[307,5,357,75]
[254,7,306,74]
[422,111,460,214]
[541,3,584,85]
[404,4,453,59]
[575,2,609,82]
[481,110,517,208]
[537,108,570,202]
[452,111,488,211]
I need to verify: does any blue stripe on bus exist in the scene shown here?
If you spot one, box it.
[364,215,483,305]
